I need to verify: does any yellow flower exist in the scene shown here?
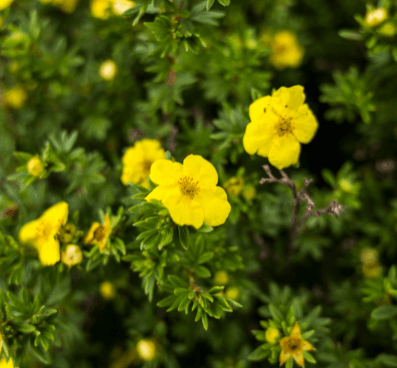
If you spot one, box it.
[84,214,112,250]
[0,357,18,368]
[362,260,381,278]
[339,178,353,192]
[265,326,280,344]
[145,155,231,229]
[270,31,304,70]
[280,322,314,367]
[224,177,244,196]
[19,202,69,266]
[99,60,118,80]
[4,87,27,109]
[121,139,165,189]
[242,185,256,201]
[137,339,156,361]
[360,247,378,264]
[378,22,396,37]
[0,330,3,353]
[100,281,115,299]
[225,287,240,300]
[91,0,113,19]
[61,244,83,267]
[52,0,80,13]
[0,0,13,11]
[365,8,387,27]
[112,0,135,15]
[27,157,45,177]
[214,270,229,285]
[243,85,318,170]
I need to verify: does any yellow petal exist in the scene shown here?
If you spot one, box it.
[183,155,218,187]
[145,184,179,202]
[149,160,183,186]
[243,112,278,157]
[293,352,305,367]
[272,86,305,118]
[104,214,112,237]
[288,85,305,110]
[301,340,314,351]
[249,95,272,122]
[98,238,107,251]
[268,134,301,170]
[280,351,291,365]
[194,186,231,227]
[292,104,318,144]
[140,139,165,160]
[280,337,290,349]
[290,322,301,338]
[163,194,204,229]
[84,222,101,244]
[38,238,60,266]
[19,219,41,245]
[122,147,140,165]
[41,202,69,231]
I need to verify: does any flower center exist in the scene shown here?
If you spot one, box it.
[275,118,294,137]
[287,337,302,352]
[93,225,106,241]
[36,220,55,242]
[142,159,153,173]
[178,176,200,199]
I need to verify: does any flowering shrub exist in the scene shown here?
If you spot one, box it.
[1,0,397,367]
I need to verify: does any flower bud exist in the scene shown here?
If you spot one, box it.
[224,177,244,196]
[378,22,396,37]
[4,87,27,109]
[365,8,387,27]
[58,223,76,244]
[360,247,378,264]
[137,339,156,361]
[99,60,117,80]
[242,185,256,201]
[61,244,83,267]
[27,157,44,177]
[265,326,280,344]
[225,287,240,300]
[214,270,229,286]
[100,281,115,299]
[362,260,381,278]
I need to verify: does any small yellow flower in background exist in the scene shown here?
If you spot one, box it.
[137,339,156,361]
[100,281,115,299]
[365,8,387,27]
[339,178,353,192]
[360,247,378,264]
[110,348,137,368]
[0,330,3,353]
[84,214,112,250]
[0,0,13,11]
[19,202,69,266]
[91,0,113,19]
[224,177,244,196]
[0,357,18,368]
[121,139,165,188]
[145,154,231,229]
[214,270,229,285]
[225,287,240,300]
[242,185,256,201]
[270,31,304,70]
[378,22,396,37]
[39,0,79,13]
[61,244,83,267]
[4,87,27,109]
[280,322,314,367]
[112,0,135,15]
[265,326,280,344]
[99,60,118,80]
[362,261,381,278]
[243,85,318,170]
[27,157,45,177]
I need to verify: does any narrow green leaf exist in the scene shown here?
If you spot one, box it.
[178,225,189,250]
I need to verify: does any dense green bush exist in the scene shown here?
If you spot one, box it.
[1,0,397,367]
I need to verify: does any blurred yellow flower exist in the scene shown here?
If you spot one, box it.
[339,178,353,192]
[214,270,229,285]
[0,330,3,353]
[265,326,280,344]
[84,214,112,251]
[137,339,156,361]
[99,60,118,80]
[0,0,13,11]
[91,0,113,19]
[19,202,69,266]
[243,85,318,170]
[39,0,79,13]
[242,185,256,201]
[270,31,304,70]
[225,287,240,300]
[280,322,314,367]
[378,22,396,37]
[0,357,17,368]
[121,139,165,188]
[224,177,244,196]
[112,0,135,15]
[362,261,381,278]
[365,8,387,27]
[27,157,44,177]
[4,87,27,109]
[100,281,115,299]
[360,247,378,264]
[145,155,231,229]
[61,244,83,267]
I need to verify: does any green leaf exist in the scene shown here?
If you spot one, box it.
[165,151,172,160]
[168,275,187,288]
[157,295,176,307]
[206,0,215,10]
[178,225,189,250]
[209,286,224,294]
[371,305,397,320]
[338,30,364,41]
[268,304,283,322]
[197,222,213,232]
[303,351,316,364]
[378,354,397,367]
[248,346,269,361]
[202,312,208,330]
[194,266,211,278]
[197,252,214,264]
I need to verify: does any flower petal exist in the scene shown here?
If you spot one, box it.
[288,85,305,110]
[38,238,60,266]
[280,351,291,365]
[84,222,101,244]
[104,214,112,237]
[290,322,301,338]
[149,160,183,186]
[292,104,318,144]
[145,184,179,203]
[272,85,305,117]
[41,202,69,231]
[140,139,165,161]
[195,186,231,227]
[249,95,272,122]
[183,155,218,187]
[19,219,41,245]
[293,352,305,367]
[268,134,301,170]
[280,337,290,349]
[163,194,204,229]
[301,340,314,351]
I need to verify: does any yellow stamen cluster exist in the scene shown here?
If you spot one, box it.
[142,159,153,173]
[275,118,294,137]
[178,176,200,199]
[94,225,106,242]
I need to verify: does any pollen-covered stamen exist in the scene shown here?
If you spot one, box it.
[178,176,200,199]
[93,225,106,241]
[287,338,302,352]
[36,220,55,242]
[275,118,294,137]
[142,159,153,173]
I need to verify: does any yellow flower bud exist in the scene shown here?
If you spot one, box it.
[265,326,280,344]
[225,287,240,300]
[4,87,27,109]
[242,185,256,201]
[365,8,387,27]
[214,270,229,286]
[99,60,118,80]
[360,247,378,264]
[112,0,135,15]
[58,223,77,244]
[61,244,83,267]
[378,22,396,37]
[27,157,44,177]
[100,281,115,299]
[224,177,244,196]
[137,339,156,361]
[0,0,14,11]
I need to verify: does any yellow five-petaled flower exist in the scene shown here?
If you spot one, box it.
[145,155,231,229]
[84,214,112,250]
[19,202,69,266]
[243,85,318,170]
[280,322,314,367]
